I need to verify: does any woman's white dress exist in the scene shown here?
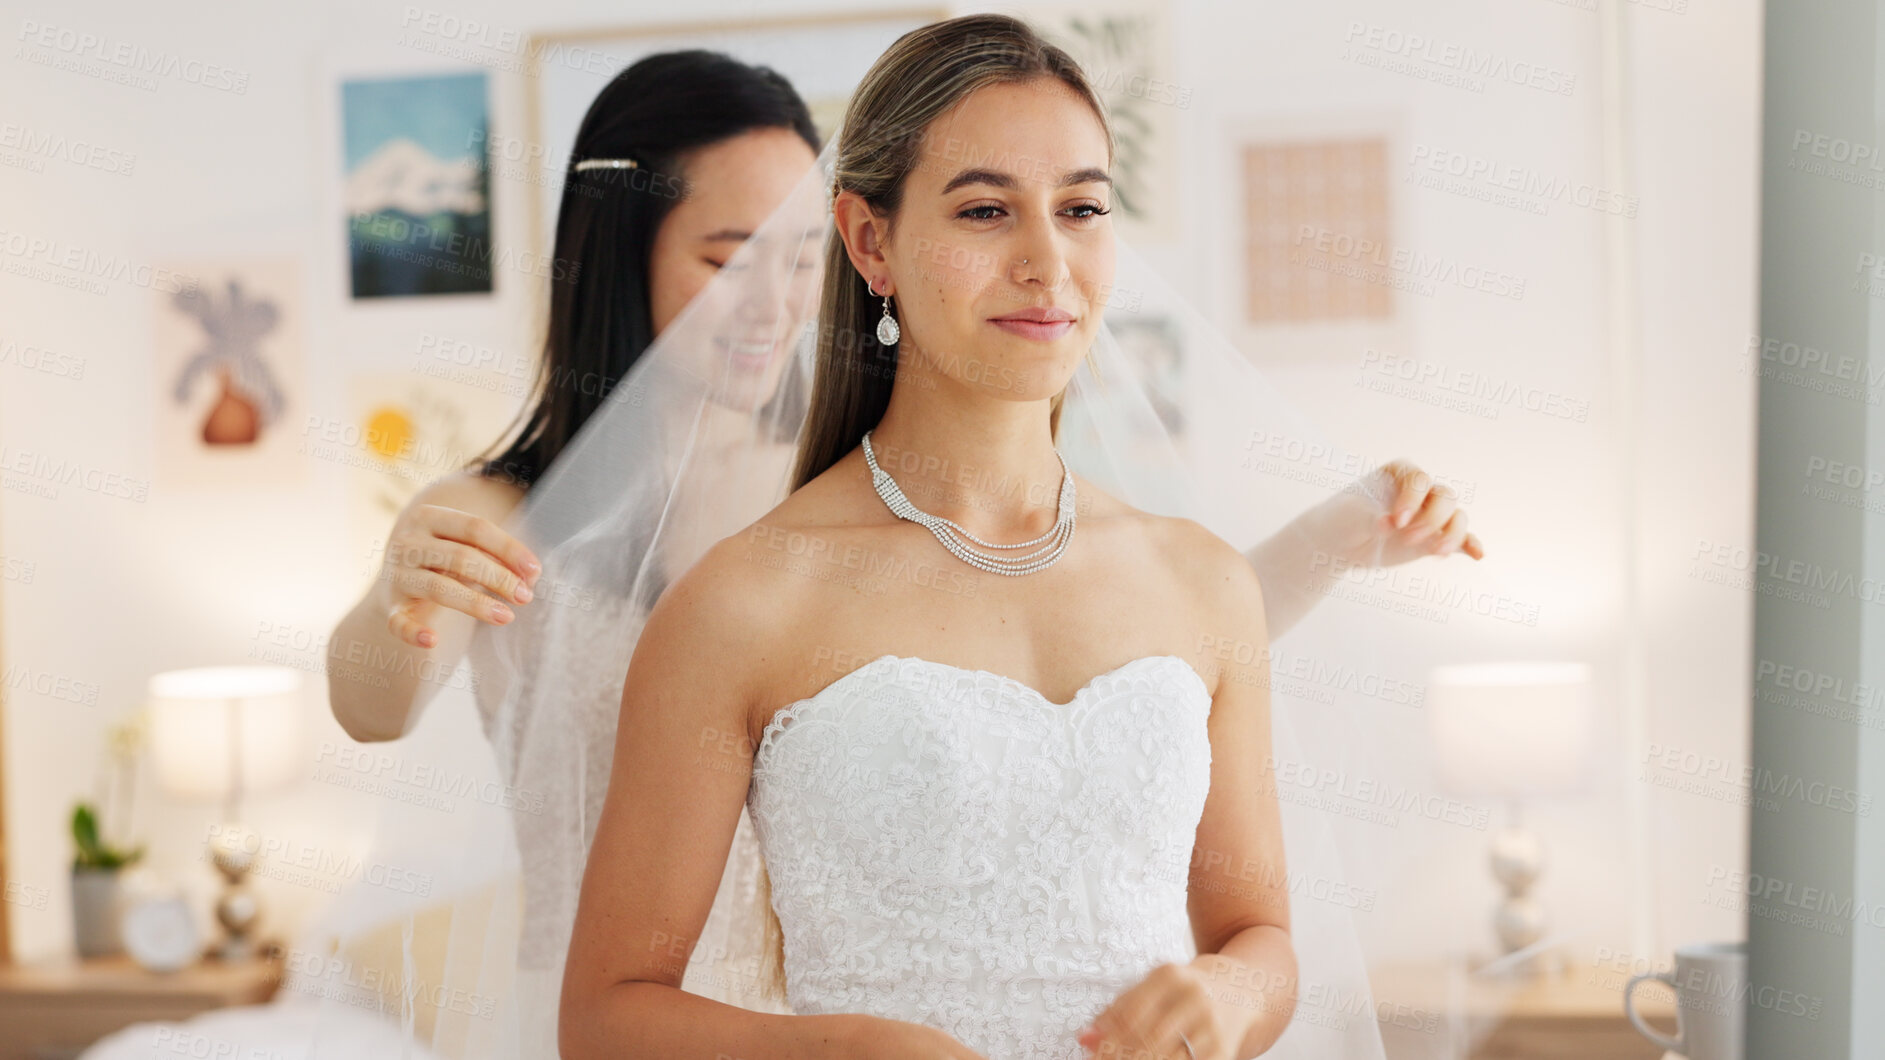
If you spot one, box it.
[747,652,1212,1059]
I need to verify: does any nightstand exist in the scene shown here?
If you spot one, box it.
[1370,958,1677,1059]
[0,950,282,1060]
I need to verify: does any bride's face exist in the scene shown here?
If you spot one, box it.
[882,77,1115,401]
[649,126,825,411]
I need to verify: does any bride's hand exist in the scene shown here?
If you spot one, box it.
[1076,962,1230,1060]
[842,1014,990,1059]
[1313,459,1485,567]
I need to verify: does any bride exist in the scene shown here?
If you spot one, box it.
[560,15,1305,1060]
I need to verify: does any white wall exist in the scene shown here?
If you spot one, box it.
[0,0,1762,982]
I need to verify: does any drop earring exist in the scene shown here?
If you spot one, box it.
[873,279,900,347]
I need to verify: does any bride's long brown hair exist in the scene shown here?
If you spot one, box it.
[754,12,1113,1002]
[784,13,1113,495]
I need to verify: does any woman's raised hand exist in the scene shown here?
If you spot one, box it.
[1321,458,1486,567]
[379,503,541,647]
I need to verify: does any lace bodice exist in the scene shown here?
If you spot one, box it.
[747,653,1213,1059]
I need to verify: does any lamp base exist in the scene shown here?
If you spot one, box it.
[1466,943,1567,980]
[208,824,262,964]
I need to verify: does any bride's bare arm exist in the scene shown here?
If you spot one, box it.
[1186,535,1299,1058]
[1082,526,1298,1060]
[560,532,992,1060]
[557,539,857,1058]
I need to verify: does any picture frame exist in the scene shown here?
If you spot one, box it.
[519,9,950,272]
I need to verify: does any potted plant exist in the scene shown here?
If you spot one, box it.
[71,801,145,957]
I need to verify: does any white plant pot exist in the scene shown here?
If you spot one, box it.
[71,867,124,958]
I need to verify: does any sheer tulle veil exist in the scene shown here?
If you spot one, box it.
[362,22,1418,1060]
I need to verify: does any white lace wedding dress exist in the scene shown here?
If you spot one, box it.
[748,652,1214,1059]
[466,599,793,1013]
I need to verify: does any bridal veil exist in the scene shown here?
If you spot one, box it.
[335,78,1441,1060]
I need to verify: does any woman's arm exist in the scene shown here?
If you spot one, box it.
[1082,526,1296,1060]
[326,471,532,742]
[1184,541,1297,1058]
[1243,459,1483,639]
[557,537,883,1059]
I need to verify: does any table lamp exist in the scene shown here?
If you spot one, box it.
[147,665,301,960]
[1428,661,1594,976]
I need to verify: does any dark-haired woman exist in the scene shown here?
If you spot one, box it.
[329,50,819,745]
[324,52,820,1018]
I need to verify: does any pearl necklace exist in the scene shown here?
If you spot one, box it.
[862,430,1076,576]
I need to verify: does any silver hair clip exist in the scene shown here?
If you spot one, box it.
[572,157,639,172]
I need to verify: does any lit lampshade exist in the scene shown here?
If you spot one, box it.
[1429,661,1595,797]
[148,666,302,805]
[1427,660,1596,971]
[147,665,302,961]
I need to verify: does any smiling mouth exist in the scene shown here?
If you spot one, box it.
[717,336,776,366]
[988,315,1076,341]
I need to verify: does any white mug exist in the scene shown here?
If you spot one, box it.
[1623,940,1746,1060]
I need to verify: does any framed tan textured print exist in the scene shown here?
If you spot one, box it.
[1241,137,1394,325]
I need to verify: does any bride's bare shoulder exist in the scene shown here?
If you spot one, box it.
[1086,480,1267,636]
[731,448,890,551]
[1168,517,1268,653]
[667,450,883,615]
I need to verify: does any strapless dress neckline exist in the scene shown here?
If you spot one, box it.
[755,653,1209,764]
[744,648,1214,1058]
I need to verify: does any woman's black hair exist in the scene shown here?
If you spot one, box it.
[473,50,820,489]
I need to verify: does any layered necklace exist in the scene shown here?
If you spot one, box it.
[862,429,1076,576]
